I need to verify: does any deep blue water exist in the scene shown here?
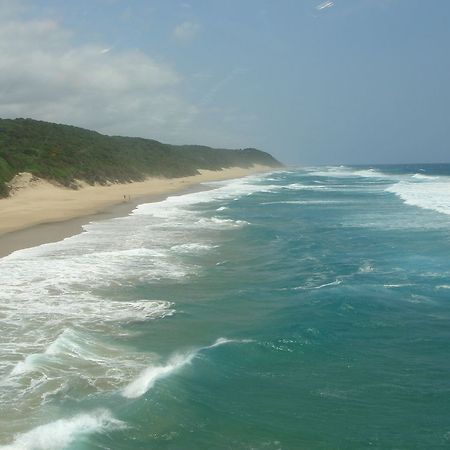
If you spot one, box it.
[1,164,450,449]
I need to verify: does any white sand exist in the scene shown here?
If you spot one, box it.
[0,165,270,236]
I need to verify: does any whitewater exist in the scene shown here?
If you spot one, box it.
[1,165,450,449]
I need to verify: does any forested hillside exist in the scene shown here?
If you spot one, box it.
[0,118,282,197]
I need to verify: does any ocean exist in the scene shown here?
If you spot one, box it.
[1,164,450,449]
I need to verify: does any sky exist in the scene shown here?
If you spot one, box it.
[0,0,449,165]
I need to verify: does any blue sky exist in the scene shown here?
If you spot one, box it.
[1,0,449,164]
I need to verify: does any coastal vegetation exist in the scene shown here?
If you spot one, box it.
[0,118,282,197]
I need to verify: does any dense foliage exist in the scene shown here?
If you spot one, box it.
[0,118,282,197]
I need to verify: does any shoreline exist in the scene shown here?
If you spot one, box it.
[0,165,272,258]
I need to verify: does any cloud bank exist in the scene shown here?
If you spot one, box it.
[0,4,200,142]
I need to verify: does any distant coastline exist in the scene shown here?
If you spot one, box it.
[0,117,282,257]
[0,118,282,198]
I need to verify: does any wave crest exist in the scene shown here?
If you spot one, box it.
[122,338,252,399]
[0,409,125,450]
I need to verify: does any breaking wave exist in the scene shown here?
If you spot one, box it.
[122,338,251,399]
[386,179,450,216]
[0,409,125,450]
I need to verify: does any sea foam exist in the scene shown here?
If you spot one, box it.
[10,328,123,376]
[290,279,343,290]
[0,409,125,450]
[386,179,450,216]
[308,166,389,179]
[0,173,270,441]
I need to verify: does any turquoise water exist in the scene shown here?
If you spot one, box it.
[1,165,450,449]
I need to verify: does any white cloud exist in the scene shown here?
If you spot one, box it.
[0,0,25,18]
[0,3,253,149]
[172,21,200,42]
[0,6,205,143]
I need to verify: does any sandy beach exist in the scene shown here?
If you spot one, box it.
[0,165,271,258]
